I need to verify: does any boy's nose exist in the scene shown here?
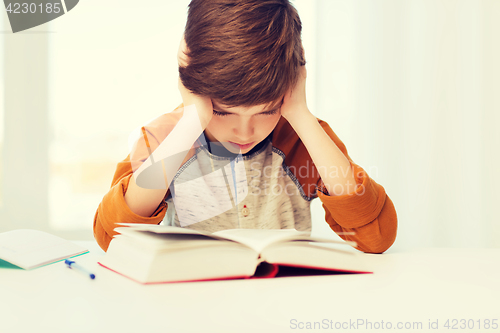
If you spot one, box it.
[233,120,254,141]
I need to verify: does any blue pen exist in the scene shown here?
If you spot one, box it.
[65,259,96,279]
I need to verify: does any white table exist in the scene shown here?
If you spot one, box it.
[1,242,499,333]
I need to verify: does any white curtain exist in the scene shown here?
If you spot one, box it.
[310,0,500,250]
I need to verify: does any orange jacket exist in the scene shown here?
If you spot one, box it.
[94,114,397,253]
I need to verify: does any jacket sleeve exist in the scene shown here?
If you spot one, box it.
[93,105,202,251]
[93,156,168,252]
[317,121,397,254]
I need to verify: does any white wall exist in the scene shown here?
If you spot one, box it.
[2,0,499,251]
[311,0,500,250]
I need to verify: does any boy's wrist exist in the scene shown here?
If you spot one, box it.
[282,106,314,127]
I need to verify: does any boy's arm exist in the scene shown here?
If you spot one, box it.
[281,66,356,196]
[93,156,168,252]
[94,36,215,252]
[280,66,397,253]
[288,118,397,253]
[317,158,398,254]
[94,104,212,252]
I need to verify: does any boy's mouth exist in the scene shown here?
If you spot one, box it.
[229,142,254,150]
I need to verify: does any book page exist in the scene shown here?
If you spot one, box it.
[115,224,235,242]
[213,229,309,253]
[116,225,301,252]
[116,224,353,253]
[115,229,240,252]
[214,229,355,253]
[0,229,88,269]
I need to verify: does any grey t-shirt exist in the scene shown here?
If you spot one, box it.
[163,138,313,233]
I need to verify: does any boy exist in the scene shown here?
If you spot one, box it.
[94,0,397,253]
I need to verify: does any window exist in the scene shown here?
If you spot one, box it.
[47,0,191,233]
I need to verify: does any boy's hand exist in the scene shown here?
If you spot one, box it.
[178,78,213,128]
[177,36,213,127]
[280,65,310,121]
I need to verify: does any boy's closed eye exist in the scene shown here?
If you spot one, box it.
[212,109,280,117]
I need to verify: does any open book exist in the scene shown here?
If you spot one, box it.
[98,224,371,284]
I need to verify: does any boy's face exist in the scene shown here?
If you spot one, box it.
[204,100,282,154]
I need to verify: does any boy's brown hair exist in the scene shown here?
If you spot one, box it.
[179,0,305,108]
